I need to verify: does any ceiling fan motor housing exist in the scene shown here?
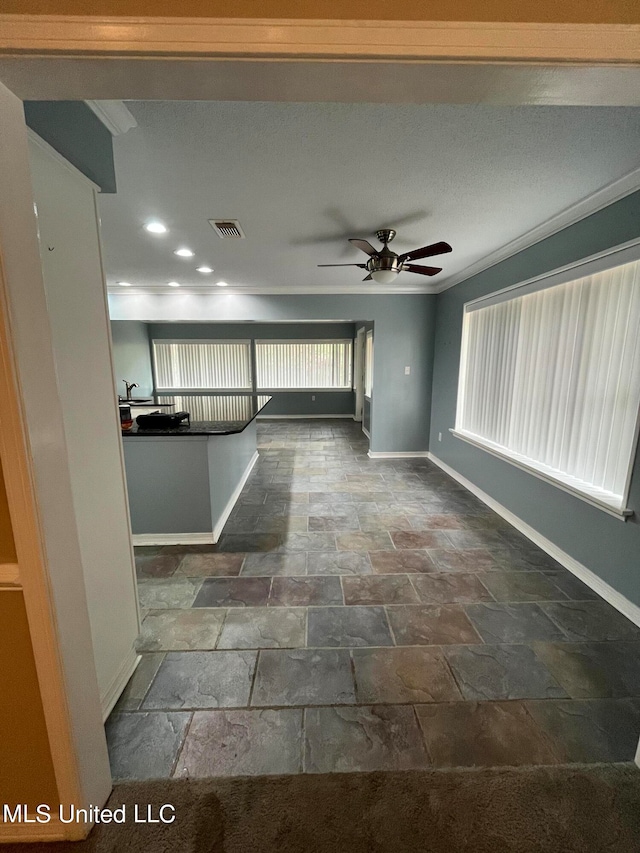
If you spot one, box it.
[367,254,401,274]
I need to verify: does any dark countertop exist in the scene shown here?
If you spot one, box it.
[119,398,175,408]
[122,394,272,436]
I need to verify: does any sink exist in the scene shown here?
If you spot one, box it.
[119,398,153,405]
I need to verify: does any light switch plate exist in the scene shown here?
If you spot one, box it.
[404,366,411,375]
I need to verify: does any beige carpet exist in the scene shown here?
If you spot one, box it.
[7,764,640,853]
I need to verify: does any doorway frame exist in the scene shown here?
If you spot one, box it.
[1,13,640,842]
[354,327,365,423]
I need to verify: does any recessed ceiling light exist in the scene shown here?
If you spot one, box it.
[215,281,229,288]
[174,248,194,257]
[167,281,181,288]
[117,281,132,287]
[145,221,167,234]
[197,266,213,273]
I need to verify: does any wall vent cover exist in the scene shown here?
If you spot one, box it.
[209,219,245,239]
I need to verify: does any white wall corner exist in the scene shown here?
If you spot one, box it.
[427,451,640,629]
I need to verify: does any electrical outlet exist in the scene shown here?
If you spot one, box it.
[438,432,442,441]
[404,366,411,375]
[311,395,315,401]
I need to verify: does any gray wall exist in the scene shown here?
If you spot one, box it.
[149,322,355,341]
[122,424,258,537]
[110,296,437,452]
[208,421,258,535]
[430,190,640,607]
[110,320,154,397]
[24,102,116,193]
[123,436,212,534]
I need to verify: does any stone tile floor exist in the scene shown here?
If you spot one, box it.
[106,420,640,779]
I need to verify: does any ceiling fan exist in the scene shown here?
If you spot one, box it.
[318,229,452,284]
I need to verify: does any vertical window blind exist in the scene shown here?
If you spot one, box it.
[153,341,252,390]
[455,258,640,513]
[365,331,373,398]
[255,340,352,389]
[158,395,269,421]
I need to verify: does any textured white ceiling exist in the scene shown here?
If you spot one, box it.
[99,101,640,294]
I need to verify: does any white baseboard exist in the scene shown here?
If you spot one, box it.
[131,532,215,546]
[0,818,86,843]
[368,450,430,458]
[257,414,353,419]
[362,426,371,439]
[100,646,140,721]
[212,450,259,542]
[427,452,640,629]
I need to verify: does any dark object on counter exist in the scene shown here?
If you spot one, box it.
[119,404,133,431]
[136,411,191,429]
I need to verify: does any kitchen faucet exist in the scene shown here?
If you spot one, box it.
[122,380,139,401]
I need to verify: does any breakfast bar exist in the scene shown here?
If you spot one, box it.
[121,394,271,542]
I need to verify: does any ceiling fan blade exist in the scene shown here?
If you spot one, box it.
[349,238,378,256]
[404,264,443,277]
[399,241,452,262]
[362,273,373,281]
[317,263,367,268]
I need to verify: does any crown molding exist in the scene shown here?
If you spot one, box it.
[435,163,640,293]
[106,283,440,296]
[1,16,640,63]
[85,100,137,136]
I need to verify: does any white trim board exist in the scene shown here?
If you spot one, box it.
[436,163,640,293]
[427,452,640,629]
[362,426,371,439]
[212,450,258,542]
[368,451,430,458]
[131,532,215,546]
[100,647,139,722]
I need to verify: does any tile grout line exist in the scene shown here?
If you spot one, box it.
[169,710,195,779]
[247,649,261,707]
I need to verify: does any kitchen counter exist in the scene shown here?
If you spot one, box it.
[119,398,175,408]
[122,394,271,436]
[121,395,271,542]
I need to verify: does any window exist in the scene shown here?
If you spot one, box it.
[255,340,352,389]
[365,331,373,398]
[454,256,640,515]
[153,340,252,390]
[157,394,270,421]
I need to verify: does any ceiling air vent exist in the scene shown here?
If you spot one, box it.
[209,219,246,239]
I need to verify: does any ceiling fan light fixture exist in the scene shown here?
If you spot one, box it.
[370,268,399,285]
